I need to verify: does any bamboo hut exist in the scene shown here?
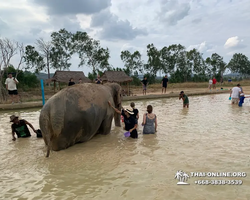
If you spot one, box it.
[47,71,91,93]
[101,71,133,96]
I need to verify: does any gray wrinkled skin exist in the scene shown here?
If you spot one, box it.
[39,83,122,157]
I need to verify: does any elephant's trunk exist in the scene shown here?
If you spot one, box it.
[114,112,121,127]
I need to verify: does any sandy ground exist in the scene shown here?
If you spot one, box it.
[0,82,249,110]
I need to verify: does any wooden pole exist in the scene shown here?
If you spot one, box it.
[54,81,56,94]
[129,82,131,96]
[127,82,129,96]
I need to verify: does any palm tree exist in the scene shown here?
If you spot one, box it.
[182,172,189,182]
[175,170,183,182]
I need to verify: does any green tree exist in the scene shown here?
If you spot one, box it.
[50,29,74,70]
[73,31,110,74]
[24,38,54,79]
[120,50,144,76]
[145,44,162,76]
[228,53,250,76]
[24,45,45,73]
[166,44,191,82]
[206,53,227,80]
[186,49,206,81]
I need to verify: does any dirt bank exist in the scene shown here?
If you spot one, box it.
[0,88,231,111]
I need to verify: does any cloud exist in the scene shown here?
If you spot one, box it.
[191,18,202,24]
[29,28,42,36]
[31,0,111,15]
[0,18,9,34]
[91,9,147,41]
[187,41,216,53]
[158,0,191,25]
[224,36,246,49]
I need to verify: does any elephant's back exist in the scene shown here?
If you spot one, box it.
[42,83,110,112]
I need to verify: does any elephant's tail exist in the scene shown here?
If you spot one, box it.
[46,145,50,158]
[40,111,53,158]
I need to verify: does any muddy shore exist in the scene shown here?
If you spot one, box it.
[0,89,230,111]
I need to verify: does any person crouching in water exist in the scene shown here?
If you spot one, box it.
[108,101,138,139]
[238,93,250,107]
[142,105,157,134]
[130,102,139,123]
[179,91,189,108]
[10,115,37,141]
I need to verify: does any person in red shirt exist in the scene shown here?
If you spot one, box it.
[212,77,217,89]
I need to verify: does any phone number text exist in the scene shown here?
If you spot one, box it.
[194,180,243,185]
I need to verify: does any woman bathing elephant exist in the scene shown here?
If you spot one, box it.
[39,83,122,157]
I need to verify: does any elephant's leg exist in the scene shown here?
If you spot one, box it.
[98,116,113,135]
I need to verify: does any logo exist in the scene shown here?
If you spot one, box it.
[175,170,190,185]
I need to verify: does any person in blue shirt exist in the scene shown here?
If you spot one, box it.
[238,93,250,107]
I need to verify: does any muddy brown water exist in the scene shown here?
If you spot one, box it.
[0,94,249,200]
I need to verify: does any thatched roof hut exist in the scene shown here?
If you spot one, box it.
[47,70,91,93]
[47,70,91,84]
[101,71,133,96]
[101,71,133,83]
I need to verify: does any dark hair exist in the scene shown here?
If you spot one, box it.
[237,84,240,87]
[69,78,73,81]
[8,73,12,75]
[147,105,153,113]
[130,102,135,107]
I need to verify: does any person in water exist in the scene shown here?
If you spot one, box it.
[238,93,250,107]
[179,91,189,108]
[68,78,75,86]
[130,102,139,122]
[142,105,157,134]
[108,101,138,139]
[10,115,38,141]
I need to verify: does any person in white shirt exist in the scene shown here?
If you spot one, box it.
[5,73,20,104]
[229,84,242,105]
[208,78,213,90]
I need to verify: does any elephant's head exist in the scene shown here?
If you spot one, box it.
[106,83,122,127]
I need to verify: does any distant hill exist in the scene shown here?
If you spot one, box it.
[35,73,54,80]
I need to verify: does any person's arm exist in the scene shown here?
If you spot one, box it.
[179,94,182,100]
[11,126,16,141]
[142,113,146,125]
[24,120,37,133]
[155,115,157,132]
[108,101,122,114]
[129,124,138,133]
[136,111,139,119]
[14,77,19,84]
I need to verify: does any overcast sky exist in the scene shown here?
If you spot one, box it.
[0,0,249,75]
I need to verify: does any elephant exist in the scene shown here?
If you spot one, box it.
[39,83,122,157]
